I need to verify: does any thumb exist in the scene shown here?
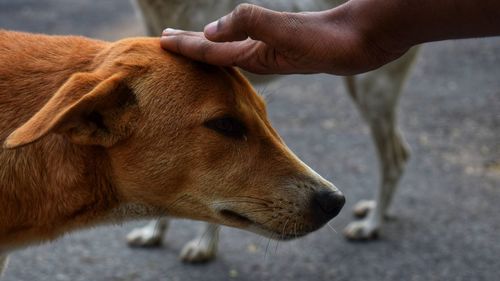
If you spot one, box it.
[204,4,298,45]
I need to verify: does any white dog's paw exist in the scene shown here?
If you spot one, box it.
[343,219,380,240]
[352,200,376,218]
[126,226,163,247]
[179,240,217,263]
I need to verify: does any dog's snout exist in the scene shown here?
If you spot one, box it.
[312,189,345,223]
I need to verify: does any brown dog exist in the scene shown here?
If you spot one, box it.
[0,30,344,275]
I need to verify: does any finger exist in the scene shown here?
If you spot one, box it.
[160,30,263,70]
[203,4,304,46]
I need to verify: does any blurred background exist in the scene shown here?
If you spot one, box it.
[1,1,499,280]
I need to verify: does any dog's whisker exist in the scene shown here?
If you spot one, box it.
[275,236,282,255]
[281,218,290,239]
[240,207,279,214]
[253,215,280,228]
[257,86,277,105]
[230,195,274,202]
[326,222,338,234]
[196,225,211,247]
[153,214,166,235]
[212,199,268,205]
[229,196,274,205]
[264,235,273,260]
[211,200,268,206]
[256,234,268,248]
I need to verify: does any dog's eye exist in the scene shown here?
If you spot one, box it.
[204,116,246,139]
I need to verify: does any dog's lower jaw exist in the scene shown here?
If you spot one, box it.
[106,203,167,224]
[216,209,310,240]
[245,224,307,241]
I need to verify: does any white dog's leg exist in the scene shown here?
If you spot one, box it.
[343,47,419,240]
[0,254,8,277]
[180,223,219,263]
[126,218,169,247]
[352,199,376,218]
[344,113,410,239]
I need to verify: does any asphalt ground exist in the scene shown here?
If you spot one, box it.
[1,1,499,280]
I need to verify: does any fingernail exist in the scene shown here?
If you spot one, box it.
[204,21,218,37]
[162,28,180,36]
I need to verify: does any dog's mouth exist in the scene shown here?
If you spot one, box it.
[218,209,254,227]
[217,209,309,240]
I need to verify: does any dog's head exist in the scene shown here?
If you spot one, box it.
[3,38,344,239]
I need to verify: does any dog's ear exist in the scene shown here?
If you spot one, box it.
[3,71,138,149]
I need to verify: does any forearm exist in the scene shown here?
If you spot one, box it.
[340,0,500,52]
[160,0,500,75]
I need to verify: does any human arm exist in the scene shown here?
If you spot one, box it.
[160,0,500,75]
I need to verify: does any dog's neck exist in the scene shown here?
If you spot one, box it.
[0,32,149,249]
[0,137,122,249]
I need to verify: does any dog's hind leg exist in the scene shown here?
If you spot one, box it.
[180,223,219,263]
[342,47,419,240]
[126,218,169,247]
[0,254,8,277]
[343,110,410,240]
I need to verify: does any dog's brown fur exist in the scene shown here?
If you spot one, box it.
[0,29,342,261]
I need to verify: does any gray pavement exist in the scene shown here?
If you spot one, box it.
[1,1,499,280]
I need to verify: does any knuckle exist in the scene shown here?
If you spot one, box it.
[198,41,212,61]
[175,36,188,54]
[233,3,257,26]
[233,3,254,19]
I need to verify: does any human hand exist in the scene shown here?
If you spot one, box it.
[160,3,408,76]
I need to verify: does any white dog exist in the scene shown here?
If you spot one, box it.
[128,0,419,262]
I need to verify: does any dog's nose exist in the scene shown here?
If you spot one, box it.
[312,189,345,223]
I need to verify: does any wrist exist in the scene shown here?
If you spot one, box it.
[321,0,411,69]
[344,0,414,54]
